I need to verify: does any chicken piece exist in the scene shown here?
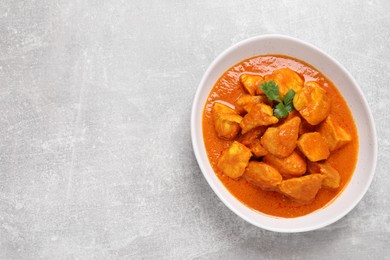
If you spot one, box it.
[212,102,242,140]
[238,127,266,145]
[236,94,270,113]
[238,127,268,157]
[251,141,268,157]
[280,110,300,123]
[297,132,330,162]
[265,68,304,101]
[293,82,331,125]
[240,74,264,96]
[217,141,252,179]
[263,151,306,179]
[318,116,352,151]
[243,162,282,191]
[308,162,340,189]
[278,174,325,203]
[299,117,316,135]
[261,117,301,158]
[240,103,279,134]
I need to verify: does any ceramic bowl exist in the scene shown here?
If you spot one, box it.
[191,35,377,232]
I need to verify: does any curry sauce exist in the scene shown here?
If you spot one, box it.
[202,55,358,218]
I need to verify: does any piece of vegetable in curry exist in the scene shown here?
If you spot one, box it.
[211,67,352,204]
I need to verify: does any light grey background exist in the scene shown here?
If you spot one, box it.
[0,0,389,259]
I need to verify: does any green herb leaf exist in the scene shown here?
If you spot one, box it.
[283,89,295,112]
[260,81,296,119]
[274,102,289,119]
[260,81,282,103]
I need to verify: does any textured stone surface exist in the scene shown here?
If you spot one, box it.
[0,0,389,259]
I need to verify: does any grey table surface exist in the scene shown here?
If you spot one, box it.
[0,0,389,259]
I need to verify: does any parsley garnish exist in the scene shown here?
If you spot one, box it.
[260,81,282,103]
[283,89,295,113]
[274,102,289,118]
[260,81,296,118]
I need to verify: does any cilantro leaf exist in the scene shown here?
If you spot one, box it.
[260,81,282,103]
[283,89,295,112]
[260,80,296,119]
[274,102,289,118]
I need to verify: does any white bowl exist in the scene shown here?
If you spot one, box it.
[191,35,377,233]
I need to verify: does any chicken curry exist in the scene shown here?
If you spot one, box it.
[202,55,358,218]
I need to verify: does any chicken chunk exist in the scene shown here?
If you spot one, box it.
[308,162,340,189]
[299,117,316,135]
[265,68,304,101]
[278,109,298,121]
[240,103,279,134]
[238,127,266,145]
[297,132,330,162]
[263,151,307,179]
[217,141,252,179]
[251,142,268,157]
[293,82,331,125]
[278,174,325,203]
[318,116,352,151]
[238,127,268,157]
[243,162,282,191]
[240,74,264,96]
[212,102,242,140]
[261,117,301,158]
[236,94,270,113]
[238,127,267,157]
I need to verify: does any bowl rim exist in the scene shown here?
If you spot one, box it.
[191,34,378,233]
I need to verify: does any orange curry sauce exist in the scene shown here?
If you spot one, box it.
[202,55,358,218]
